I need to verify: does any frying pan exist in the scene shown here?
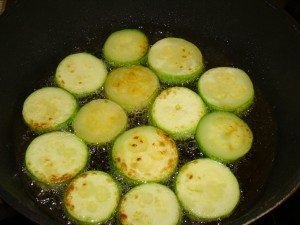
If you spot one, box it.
[0,0,299,224]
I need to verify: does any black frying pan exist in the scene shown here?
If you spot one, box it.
[0,0,299,224]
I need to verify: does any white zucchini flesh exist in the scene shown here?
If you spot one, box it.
[196,111,253,163]
[148,37,204,84]
[119,183,181,225]
[25,132,88,186]
[104,65,160,112]
[151,87,207,140]
[176,159,240,220]
[64,171,120,224]
[22,87,78,133]
[112,126,178,183]
[198,67,254,113]
[103,29,149,67]
[55,52,108,97]
[73,99,127,145]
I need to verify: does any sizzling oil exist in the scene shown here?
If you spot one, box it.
[13,26,277,225]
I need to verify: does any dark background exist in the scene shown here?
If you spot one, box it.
[0,0,299,224]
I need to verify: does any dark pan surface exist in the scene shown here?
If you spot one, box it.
[11,28,277,225]
[0,0,299,224]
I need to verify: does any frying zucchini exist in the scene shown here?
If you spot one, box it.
[195,111,253,163]
[73,99,127,145]
[104,65,160,112]
[55,52,108,97]
[103,29,149,67]
[148,37,204,84]
[111,126,178,184]
[175,158,240,221]
[64,171,120,224]
[119,183,181,225]
[150,87,207,140]
[198,67,254,113]
[25,131,88,187]
[22,87,78,133]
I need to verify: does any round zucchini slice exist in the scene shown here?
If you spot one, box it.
[64,171,120,224]
[119,183,181,225]
[25,131,88,186]
[195,111,253,163]
[55,52,108,97]
[176,159,240,221]
[104,65,160,112]
[150,87,207,140]
[198,67,254,113]
[73,99,127,145]
[103,29,149,67]
[112,126,178,184]
[148,37,204,84]
[22,87,78,133]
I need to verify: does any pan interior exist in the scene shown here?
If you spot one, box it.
[13,25,277,225]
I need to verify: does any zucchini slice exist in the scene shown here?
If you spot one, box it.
[73,99,127,145]
[103,29,149,67]
[198,67,254,113]
[64,171,120,224]
[22,87,78,133]
[55,52,108,97]
[104,65,160,112]
[119,183,181,225]
[176,159,240,221]
[112,126,178,184]
[25,131,88,186]
[195,111,253,163]
[150,87,207,140]
[148,37,204,84]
